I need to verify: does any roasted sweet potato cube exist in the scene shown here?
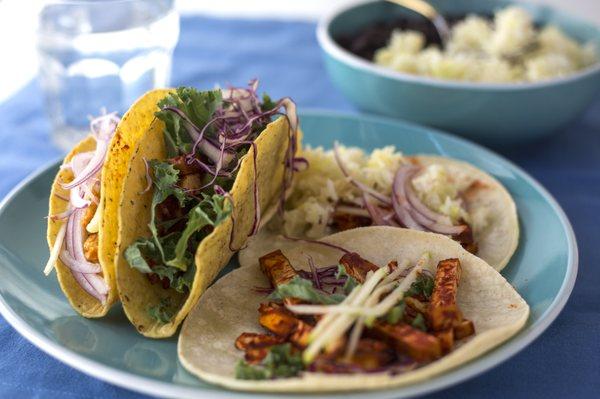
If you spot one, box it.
[339,252,380,283]
[289,321,313,349]
[350,339,395,370]
[428,258,462,331]
[454,319,475,340]
[235,332,285,351]
[405,296,427,315]
[259,309,298,337]
[453,223,478,254]
[259,250,298,287]
[258,301,284,314]
[244,347,270,364]
[435,329,454,353]
[83,233,99,263]
[330,211,372,232]
[372,322,442,362]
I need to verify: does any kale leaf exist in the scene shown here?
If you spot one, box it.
[148,298,174,324]
[386,301,406,324]
[411,313,427,331]
[404,272,434,300]
[166,194,231,270]
[235,343,303,380]
[155,87,222,157]
[268,276,345,305]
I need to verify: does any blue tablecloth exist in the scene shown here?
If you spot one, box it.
[0,15,598,399]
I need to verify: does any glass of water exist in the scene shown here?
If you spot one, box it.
[37,0,179,150]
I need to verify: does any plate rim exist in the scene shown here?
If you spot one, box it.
[0,110,578,399]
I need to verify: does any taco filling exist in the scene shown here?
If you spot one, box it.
[123,81,299,323]
[44,113,120,303]
[234,249,475,379]
[246,144,518,271]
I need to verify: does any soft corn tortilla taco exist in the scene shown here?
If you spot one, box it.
[115,82,301,338]
[45,89,170,317]
[240,146,518,271]
[179,226,528,392]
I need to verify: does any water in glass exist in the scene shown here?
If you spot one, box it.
[37,0,179,150]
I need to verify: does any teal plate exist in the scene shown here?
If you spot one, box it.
[0,111,577,398]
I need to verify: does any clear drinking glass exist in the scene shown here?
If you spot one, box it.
[37,0,179,150]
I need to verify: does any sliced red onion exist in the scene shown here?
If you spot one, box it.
[70,209,87,261]
[393,165,467,235]
[333,142,392,206]
[292,157,309,172]
[72,272,107,303]
[50,207,76,221]
[90,112,120,141]
[70,186,90,209]
[404,166,453,226]
[70,152,94,176]
[362,194,398,226]
[307,255,322,290]
[407,205,466,235]
[197,138,235,167]
[62,137,108,190]
[392,167,425,230]
[59,251,101,274]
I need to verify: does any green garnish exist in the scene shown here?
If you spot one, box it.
[268,276,346,305]
[405,272,434,300]
[411,313,427,331]
[124,162,231,290]
[155,87,222,157]
[148,298,174,324]
[235,343,303,380]
[386,301,406,324]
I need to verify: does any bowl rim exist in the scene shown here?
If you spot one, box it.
[316,0,600,91]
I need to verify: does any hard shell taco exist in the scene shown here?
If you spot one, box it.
[240,144,519,271]
[45,89,170,317]
[115,81,301,338]
[179,226,529,392]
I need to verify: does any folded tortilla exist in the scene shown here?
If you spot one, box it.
[47,89,171,317]
[115,115,300,338]
[179,226,528,392]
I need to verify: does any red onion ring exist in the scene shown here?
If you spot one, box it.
[403,166,453,226]
[362,194,398,226]
[333,142,392,206]
[392,167,425,230]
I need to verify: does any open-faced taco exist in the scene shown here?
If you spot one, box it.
[240,144,518,271]
[179,226,528,392]
[45,89,171,317]
[115,81,301,337]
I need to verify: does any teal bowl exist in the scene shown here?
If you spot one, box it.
[317,0,600,144]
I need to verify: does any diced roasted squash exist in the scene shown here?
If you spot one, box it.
[428,258,462,331]
[244,347,270,364]
[339,252,379,283]
[330,211,372,232]
[435,329,454,353]
[453,319,475,340]
[259,250,298,287]
[405,296,427,315]
[372,322,442,362]
[83,233,99,263]
[259,309,298,337]
[234,332,285,351]
[349,339,395,370]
